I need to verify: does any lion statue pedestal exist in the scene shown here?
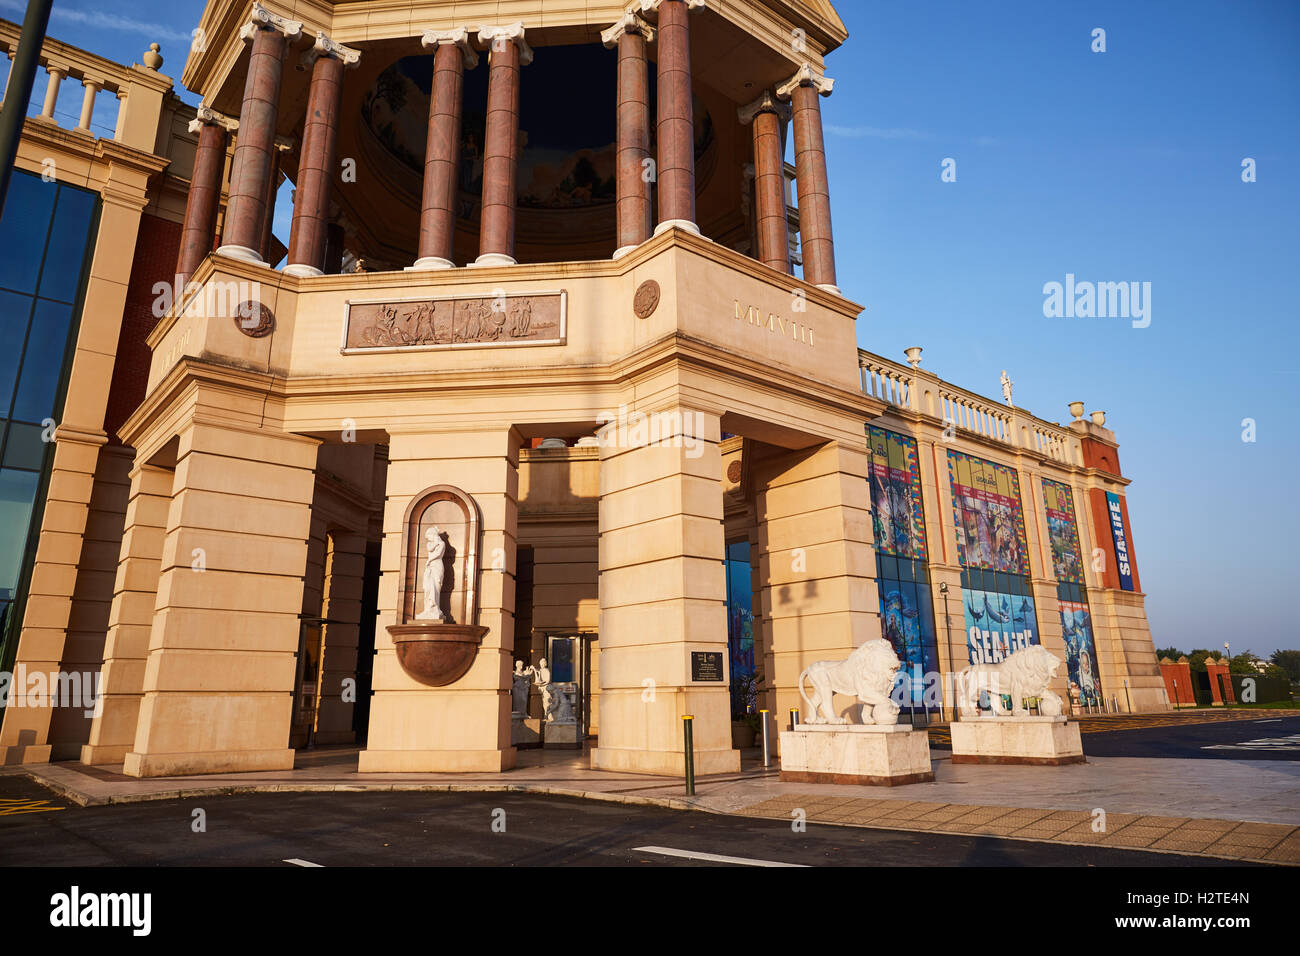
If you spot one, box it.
[778,639,934,786]
[950,645,1084,766]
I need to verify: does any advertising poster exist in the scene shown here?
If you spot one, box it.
[1060,599,1103,706]
[1042,478,1084,584]
[946,451,1030,575]
[879,583,936,705]
[867,426,927,560]
[1105,492,1135,591]
[963,587,1039,664]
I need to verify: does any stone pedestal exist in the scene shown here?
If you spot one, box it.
[950,716,1084,765]
[512,714,541,748]
[779,724,933,786]
[543,719,579,749]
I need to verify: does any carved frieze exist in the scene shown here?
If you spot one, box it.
[342,291,566,352]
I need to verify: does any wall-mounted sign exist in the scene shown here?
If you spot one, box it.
[690,651,724,682]
[342,290,566,352]
[1105,491,1134,591]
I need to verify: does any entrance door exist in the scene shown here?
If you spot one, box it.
[546,634,593,737]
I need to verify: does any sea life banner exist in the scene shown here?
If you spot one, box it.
[962,586,1039,664]
[1105,492,1135,591]
[1060,599,1103,706]
[1042,478,1084,584]
[866,426,927,560]
[947,451,1030,575]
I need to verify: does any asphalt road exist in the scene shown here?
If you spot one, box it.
[1076,714,1300,760]
[0,774,1245,868]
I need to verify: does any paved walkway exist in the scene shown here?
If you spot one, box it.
[11,737,1299,866]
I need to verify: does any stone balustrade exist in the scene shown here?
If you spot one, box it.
[0,19,168,147]
[858,349,1083,465]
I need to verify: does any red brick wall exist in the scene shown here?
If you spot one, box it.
[1206,661,1236,704]
[103,214,182,443]
[1161,660,1193,707]
[1081,435,1123,477]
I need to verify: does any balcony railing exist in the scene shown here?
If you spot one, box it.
[858,348,1083,466]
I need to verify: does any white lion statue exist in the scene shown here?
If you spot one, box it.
[956,644,1064,720]
[797,639,902,725]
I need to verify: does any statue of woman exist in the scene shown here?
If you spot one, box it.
[511,661,535,715]
[417,525,447,621]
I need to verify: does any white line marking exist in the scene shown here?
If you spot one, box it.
[283,858,324,867]
[633,845,808,867]
[1255,719,1282,723]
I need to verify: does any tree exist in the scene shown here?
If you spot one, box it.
[1186,649,1221,672]
[1155,647,1184,661]
[1230,651,1265,675]
[1271,649,1300,683]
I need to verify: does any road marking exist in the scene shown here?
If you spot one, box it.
[282,858,324,867]
[633,845,807,867]
[1254,719,1282,723]
[1203,734,1300,752]
[0,798,64,816]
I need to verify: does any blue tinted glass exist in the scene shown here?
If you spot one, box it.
[0,289,34,414]
[10,298,73,423]
[38,185,96,302]
[2,421,47,470]
[0,467,39,592]
[0,170,55,294]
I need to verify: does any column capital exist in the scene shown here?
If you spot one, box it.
[776,62,834,99]
[634,0,707,13]
[602,12,656,47]
[737,89,789,125]
[303,31,361,68]
[239,2,303,42]
[422,27,480,68]
[188,104,238,134]
[273,134,296,152]
[476,21,533,66]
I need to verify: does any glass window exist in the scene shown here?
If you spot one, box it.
[0,468,39,591]
[2,422,47,470]
[0,171,55,295]
[0,289,33,412]
[10,299,73,423]
[38,186,97,302]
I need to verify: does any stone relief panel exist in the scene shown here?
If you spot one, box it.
[343,291,566,351]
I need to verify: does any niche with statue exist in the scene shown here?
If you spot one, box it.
[388,485,489,686]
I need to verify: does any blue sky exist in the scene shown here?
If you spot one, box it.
[4,0,1296,657]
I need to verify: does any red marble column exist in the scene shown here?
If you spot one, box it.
[605,16,653,256]
[219,14,299,263]
[286,35,358,277]
[655,0,697,234]
[176,114,229,287]
[789,79,837,290]
[475,25,530,267]
[749,99,791,274]
[415,31,475,269]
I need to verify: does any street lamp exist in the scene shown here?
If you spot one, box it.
[939,581,953,720]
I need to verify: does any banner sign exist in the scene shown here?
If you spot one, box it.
[1059,599,1103,706]
[866,426,927,560]
[947,451,1030,575]
[1105,492,1134,591]
[962,586,1039,664]
[1042,478,1084,584]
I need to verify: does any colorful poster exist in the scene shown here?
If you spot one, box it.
[866,426,927,560]
[962,586,1039,664]
[879,583,935,705]
[1105,492,1134,591]
[1060,599,1103,706]
[947,451,1030,574]
[1042,478,1084,584]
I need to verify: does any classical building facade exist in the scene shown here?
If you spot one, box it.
[0,0,1165,777]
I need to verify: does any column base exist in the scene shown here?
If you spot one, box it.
[357,748,517,773]
[122,748,295,777]
[815,283,843,296]
[612,244,641,260]
[654,219,701,237]
[283,263,324,278]
[589,745,740,776]
[215,244,267,265]
[407,256,456,271]
[470,253,517,268]
[80,743,131,766]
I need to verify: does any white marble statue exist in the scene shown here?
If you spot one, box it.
[511,660,535,715]
[1000,369,1014,407]
[956,644,1065,720]
[535,658,576,723]
[416,525,447,622]
[797,638,902,725]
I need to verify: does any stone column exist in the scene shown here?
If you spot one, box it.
[80,461,174,765]
[591,407,738,776]
[285,32,360,277]
[176,107,235,288]
[217,3,302,264]
[651,0,704,235]
[739,90,791,274]
[473,23,532,268]
[39,66,63,119]
[123,422,320,777]
[315,530,368,742]
[413,29,477,270]
[360,428,520,772]
[778,64,838,293]
[255,137,293,264]
[602,13,655,257]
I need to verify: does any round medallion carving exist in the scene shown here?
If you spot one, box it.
[726,460,743,484]
[633,280,660,319]
[233,302,275,338]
